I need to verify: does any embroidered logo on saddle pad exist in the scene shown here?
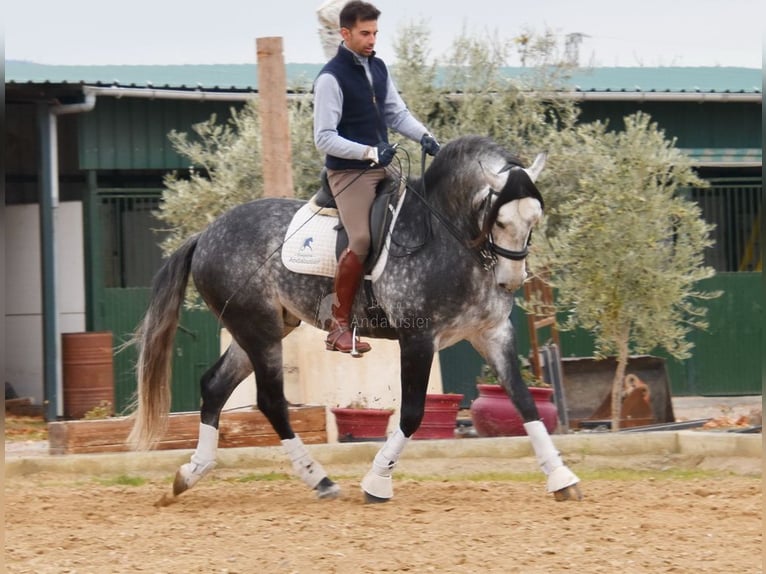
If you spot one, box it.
[281,201,340,278]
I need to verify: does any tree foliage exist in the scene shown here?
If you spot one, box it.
[159,104,265,255]
[529,113,719,429]
[159,95,321,256]
[534,113,717,360]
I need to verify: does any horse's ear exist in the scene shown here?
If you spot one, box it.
[523,152,547,183]
[479,162,509,192]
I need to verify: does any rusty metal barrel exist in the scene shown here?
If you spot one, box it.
[62,331,115,419]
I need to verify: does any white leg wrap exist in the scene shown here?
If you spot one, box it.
[523,420,580,492]
[176,423,219,491]
[281,436,328,489]
[361,428,409,499]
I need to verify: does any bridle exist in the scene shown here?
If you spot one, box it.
[476,188,532,271]
[390,151,537,272]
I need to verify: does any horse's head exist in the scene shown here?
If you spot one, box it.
[474,152,546,292]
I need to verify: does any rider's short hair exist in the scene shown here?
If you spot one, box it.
[339,1,381,29]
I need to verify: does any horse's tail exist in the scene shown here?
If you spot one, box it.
[127,234,200,450]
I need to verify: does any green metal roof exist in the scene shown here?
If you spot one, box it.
[6,60,761,95]
[683,148,761,167]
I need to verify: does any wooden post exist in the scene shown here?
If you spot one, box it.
[256,36,294,198]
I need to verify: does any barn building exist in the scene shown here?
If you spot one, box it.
[5,62,761,420]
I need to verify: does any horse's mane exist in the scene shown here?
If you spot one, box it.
[423,135,524,200]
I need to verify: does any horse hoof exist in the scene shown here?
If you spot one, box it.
[172,471,190,497]
[315,477,341,500]
[553,483,583,502]
[363,491,390,504]
[154,492,179,508]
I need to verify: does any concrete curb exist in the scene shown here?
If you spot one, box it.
[4,430,761,479]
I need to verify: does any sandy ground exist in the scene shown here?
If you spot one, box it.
[5,397,762,573]
[4,458,762,574]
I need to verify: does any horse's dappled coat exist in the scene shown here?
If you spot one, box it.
[129,135,581,503]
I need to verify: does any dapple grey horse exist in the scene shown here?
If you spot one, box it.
[128,135,581,503]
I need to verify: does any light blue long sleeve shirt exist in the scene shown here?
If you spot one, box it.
[313,44,431,161]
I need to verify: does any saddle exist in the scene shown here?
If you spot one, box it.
[283,169,401,278]
[313,169,399,272]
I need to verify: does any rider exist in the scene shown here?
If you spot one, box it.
[313,0,440,355]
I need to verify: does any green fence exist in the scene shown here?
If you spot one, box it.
[440,271,762,403]
[102,288,220,414]
[87,188,221,413]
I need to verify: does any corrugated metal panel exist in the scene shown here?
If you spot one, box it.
[7,61,761,94]
[666,273,762,395]
[79,97,244,170]
[578,100,762,152]
[104,287,219,413]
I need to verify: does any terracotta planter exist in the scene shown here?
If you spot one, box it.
[470,384,557,437]
[330,407,394,442]
[412,393,464,440]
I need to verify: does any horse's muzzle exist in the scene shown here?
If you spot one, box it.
[496,269,527,292]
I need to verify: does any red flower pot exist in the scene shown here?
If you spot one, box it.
[330,407,394,442]
[412,393,464,440]
[470,384,557,437]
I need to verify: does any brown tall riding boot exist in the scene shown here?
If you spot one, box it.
[325,249,372,355]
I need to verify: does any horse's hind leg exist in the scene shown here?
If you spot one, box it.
[173,344,253,497]
[245,338,341,500]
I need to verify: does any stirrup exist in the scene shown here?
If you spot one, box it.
[350,326,362,358]
[325,325,369,357]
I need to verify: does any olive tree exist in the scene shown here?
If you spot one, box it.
[159,25,579,255]
[530,112,719,430]
[159,93,319,257]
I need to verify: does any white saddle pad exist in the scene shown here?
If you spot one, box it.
[281,203,339,278]
[281,186,407,280]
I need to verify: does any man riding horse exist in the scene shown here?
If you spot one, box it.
[313,0,440,355]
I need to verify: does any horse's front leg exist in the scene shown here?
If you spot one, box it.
[473,323,582,501]
[361,336,433,503]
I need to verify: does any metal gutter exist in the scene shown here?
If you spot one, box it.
[692,160,762,168]
[82,85,762,104]
[39,91,97,421]
[83,85,255,102]
[548,90,761,103]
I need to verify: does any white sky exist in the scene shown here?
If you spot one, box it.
[4,0,764,68]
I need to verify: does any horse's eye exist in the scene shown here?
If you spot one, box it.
[494,221,506,230]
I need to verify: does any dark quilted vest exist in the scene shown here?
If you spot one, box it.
[319,46,389,170]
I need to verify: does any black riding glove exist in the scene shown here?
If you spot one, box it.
[374,141,397,167]
[420,134,440,156]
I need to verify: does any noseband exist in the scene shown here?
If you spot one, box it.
[478,189,532,271]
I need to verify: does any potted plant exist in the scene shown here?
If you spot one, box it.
[412,393,464,440]
[330,398,394,443]
[470,360,558,437]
